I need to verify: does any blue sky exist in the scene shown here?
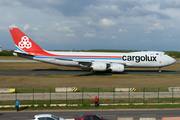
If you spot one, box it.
[0,0,180,51]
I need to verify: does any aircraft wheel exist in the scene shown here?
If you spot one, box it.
[90,68,94,73]
[158,67,162,73]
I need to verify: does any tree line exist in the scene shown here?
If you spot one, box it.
[0,50,13,56]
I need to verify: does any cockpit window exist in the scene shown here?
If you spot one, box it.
[164,53,167,55]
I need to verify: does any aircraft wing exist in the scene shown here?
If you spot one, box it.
[55,58,131,67]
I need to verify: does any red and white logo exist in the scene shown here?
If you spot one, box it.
[18,36,32,49]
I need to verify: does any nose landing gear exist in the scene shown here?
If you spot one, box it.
[158,67,162,73]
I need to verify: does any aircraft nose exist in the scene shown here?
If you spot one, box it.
[170,57,176,64]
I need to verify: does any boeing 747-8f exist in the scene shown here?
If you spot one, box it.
[9,27,176,73]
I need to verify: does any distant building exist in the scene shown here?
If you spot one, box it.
[0,45,2,52]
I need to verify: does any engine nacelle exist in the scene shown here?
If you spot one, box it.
[91,62,107,71]
[110,63,124,72]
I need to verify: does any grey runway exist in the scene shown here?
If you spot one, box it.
[0,69,90,76]
[0,60,179,75]
[0,69,179,76]
[1,109,180,120]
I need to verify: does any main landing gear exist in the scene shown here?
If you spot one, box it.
[90,68,94,73]
[158,67,162,73]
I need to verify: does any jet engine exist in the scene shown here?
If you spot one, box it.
[90,62,107,72]
[110,63,124,72]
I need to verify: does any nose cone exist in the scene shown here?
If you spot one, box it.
[169,57,176,65]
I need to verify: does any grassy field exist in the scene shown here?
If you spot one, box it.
[0,56,27,60]
[0,98,179,105]
[2,104,180,110]
[0,74,180,88]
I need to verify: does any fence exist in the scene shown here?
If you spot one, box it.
[0,87,179,106]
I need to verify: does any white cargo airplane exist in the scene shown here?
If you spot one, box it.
[9,27,176,73]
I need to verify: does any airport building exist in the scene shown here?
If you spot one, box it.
[0,45,2,52]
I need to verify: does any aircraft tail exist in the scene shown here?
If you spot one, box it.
[9,27,45,55]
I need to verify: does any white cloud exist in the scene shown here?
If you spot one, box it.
[111,36,117,39]
[66,33,76,37]
[118,29,123,32]
[124,29,128,32]
[54,22,59,26]
[100,18,115,26]
[144,31,151,33]
[87,21,92,25]
[9,24,17,28]
[164,33,172,37]
[34,27,37,31]
[84,33,96,38]
[58,26,73,32]
[24,24,37,31]
[147,23,163,30]
[170,23,176,28]
[0,1,21,7]
[0,27,6,30]
[119,29,128,32]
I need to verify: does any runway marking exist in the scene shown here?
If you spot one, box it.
[162,117,180,120]
[61,116,74,117]
[30,73,36,76]
[142,114,156,116]
[100,115,116,116]
[12,116,28,118]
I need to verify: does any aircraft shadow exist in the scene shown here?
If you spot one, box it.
[32,68,88,72]
[32,69,119,76]
[76,70,177,76]
[31,69,177,76]
[124,70,176,72]
[33,68,176,72]
[77,71,127,76]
